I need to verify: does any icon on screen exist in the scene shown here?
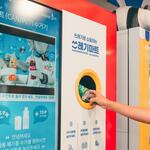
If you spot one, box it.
[81,142,88,149]
[95,140,100,146]
[14,107,30,130]
[68,144,73,150]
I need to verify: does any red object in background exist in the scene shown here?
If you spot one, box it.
[34,0,116,149]
[9,74,16,81]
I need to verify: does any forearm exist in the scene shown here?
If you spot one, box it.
[106,100,150,124]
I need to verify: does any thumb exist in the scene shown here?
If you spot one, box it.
[89,97,98,105]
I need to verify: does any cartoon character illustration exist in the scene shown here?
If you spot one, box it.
[26,40,54,87]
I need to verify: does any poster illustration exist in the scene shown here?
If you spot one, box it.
[0,101,55,150]
[0,28,55,89]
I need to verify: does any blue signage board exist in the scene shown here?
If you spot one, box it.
[0,0,61,149]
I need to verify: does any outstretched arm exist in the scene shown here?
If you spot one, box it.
[89,90,150,124]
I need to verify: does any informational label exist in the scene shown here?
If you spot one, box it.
[61,11,106,150]
[0,0,61,150]
[78,121,90,150]
[0,101,55,149]
[139,30,150,150]
[0,0,60,36]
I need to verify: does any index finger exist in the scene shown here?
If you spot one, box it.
[89,90,97,95]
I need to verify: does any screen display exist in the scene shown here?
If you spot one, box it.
[0,24,55,95]
[0,0,61,150]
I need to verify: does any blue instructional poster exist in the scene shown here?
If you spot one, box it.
[0,101,55,150]
[0,0,61,149]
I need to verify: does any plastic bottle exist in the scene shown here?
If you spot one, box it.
[14,116,22,130]
[23,107,29,130]
[30,57,36,80]
[79,84,93,103]
[8,58,16,81]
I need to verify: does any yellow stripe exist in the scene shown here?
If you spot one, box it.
[140,39,150,150]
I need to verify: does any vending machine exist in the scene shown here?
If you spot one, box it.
[61,11,107,150]
[0,0,116,150]
[117,27,150,150]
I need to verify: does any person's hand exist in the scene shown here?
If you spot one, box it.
[89,90,110,109]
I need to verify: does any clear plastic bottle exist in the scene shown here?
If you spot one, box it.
[23,107,29,130]
[14,116,22,130]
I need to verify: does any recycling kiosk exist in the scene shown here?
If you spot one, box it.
[0,0,116,150]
